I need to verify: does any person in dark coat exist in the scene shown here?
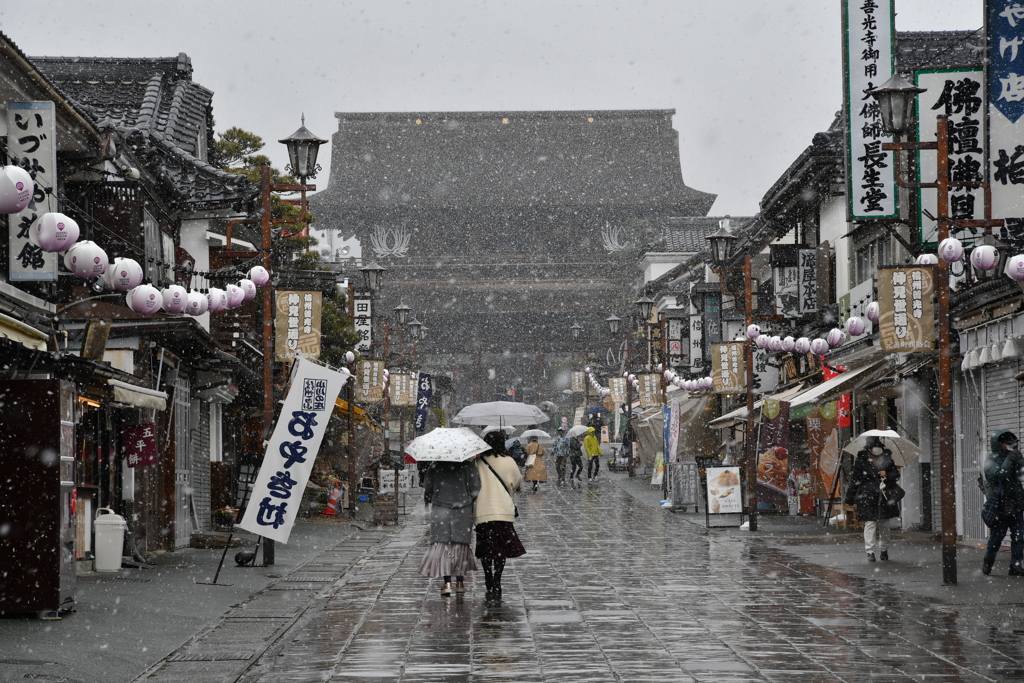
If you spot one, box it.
[982,430,1024,576]
[844,436,900,562]
[418,459,481,596]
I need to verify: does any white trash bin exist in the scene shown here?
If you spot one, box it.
[94,508,127,572]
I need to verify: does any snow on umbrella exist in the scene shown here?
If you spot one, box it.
[452,401,550,426]
[842,429,923,467]
[520,429,551,441]
[566,425,590,438]
[404,427,491,463]
[480,425,516,436]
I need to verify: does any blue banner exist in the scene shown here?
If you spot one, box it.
[989,1,1024,124]
[413,373,432,432]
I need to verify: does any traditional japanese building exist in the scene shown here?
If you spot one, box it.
[309,109,716,400]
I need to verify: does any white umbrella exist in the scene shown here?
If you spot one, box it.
[405,427,490,463]
[452,401,550,426]
[520,429,550,439]
[566,425,590,438]
[843,429,923,467]
[480,425,516,437]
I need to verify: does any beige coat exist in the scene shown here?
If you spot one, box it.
[524,441,547,482]
[474,454,522,524]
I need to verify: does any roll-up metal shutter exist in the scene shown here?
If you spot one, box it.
[958,370,987,541]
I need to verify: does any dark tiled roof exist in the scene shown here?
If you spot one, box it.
[316,110,716,212]
[659,216,752,253]
[895,30,983,72]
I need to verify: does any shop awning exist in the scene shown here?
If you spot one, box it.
[0,311,47,351]
[788,361,886,411]
[108,379,168,411]
[707,383,806,429]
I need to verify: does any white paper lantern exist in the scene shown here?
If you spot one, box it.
[826,328,846,348]
[161,284,188,313]
[745,324,761,340]
[207,287,228,313]
[703,377,715,389]
[225,284,245,309]
[0,165,33,214]
[68,240,108,278]
[810,338,830,355]
[971,245,1000,271]
[938,237,964,263]
[845,316,866,336]
[584,366,591,374]
[238,278,257,301]
[185,290,209,316]
[755,334,770,349]
[627,374,636,382]
[794,337,811,354]
[31,212,80,253]
[865,301,880,323]
[916,254,939,265]
[127,284,162,315]
[104,258,144,292]
[345,351,356,364]
[782,336,796,352]
[663,370,674,381]
[249,265,270,286]
[768,336,784,352]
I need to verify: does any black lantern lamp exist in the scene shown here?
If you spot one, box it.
[868,74,926,138]
[394,303,411,326]
[707,222,738,265]
[407,317,424,340]
[279,115,327,182]
[605,314,622,335]
[360,261,385,293]
[570,323,584,341]
[635,295,655,322]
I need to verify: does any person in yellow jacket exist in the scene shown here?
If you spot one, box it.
[584,426,603,480]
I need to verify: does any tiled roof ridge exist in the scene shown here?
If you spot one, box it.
[164,80,189,144]
[145,128,248,186]
[136,73,164,130]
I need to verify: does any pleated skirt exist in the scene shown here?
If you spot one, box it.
[418,542,477,577]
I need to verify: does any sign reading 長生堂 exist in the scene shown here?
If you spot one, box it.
[238,360,348,544]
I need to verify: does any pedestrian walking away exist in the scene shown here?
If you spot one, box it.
[982,430,1024,576]
[552,426,570,484]
[584,426,602,481]
[524,435,547,491]
[418,459,481,596]
[844,436,901,562]
[569,433,584,482]
[474,431,526,601]
[507,437,528,468]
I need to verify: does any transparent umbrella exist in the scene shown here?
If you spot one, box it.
[452,401,550,427]
[566,425,590,438]
[843,429,923,467]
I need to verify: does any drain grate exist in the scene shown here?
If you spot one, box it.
[0,660,58,666]
[94,577,151,583]
[281,576,334,582]
[166,652,254,662]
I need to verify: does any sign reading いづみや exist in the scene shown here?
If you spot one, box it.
[7,102,58,282]
[238,360,348,544]
[711,342,745,394]
[877,266,935,352]
[988,0,1024,221]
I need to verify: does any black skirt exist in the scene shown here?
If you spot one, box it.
[474,521,526,559]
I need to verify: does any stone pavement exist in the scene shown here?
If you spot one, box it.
[182,474,1024,682]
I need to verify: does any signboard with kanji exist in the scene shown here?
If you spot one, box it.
[877,266,935,352]
[609,377,628,405]
[711,342,745,394]
[354,360,385,403]
[353,296,372,354]
[124,423,157,468]
[571,371,586,393]
[413,373,433,432]
[7,102,58,281]
[987,0,1024,220]
[637,373,661,408]
[275,291,322,360]
[389,373,413,406]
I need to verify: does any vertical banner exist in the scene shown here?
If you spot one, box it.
[805,403,841,500]
[915,69,986,244]
[353,360,385,402]
[843,0,898,220]
[571,371,586,393]
[798,248,818,314]
[609,377,627,404]
[7,102,58,281]
[667,401,680,465]
[756,399,790,507]
[702,292,722,367]
[353,296,372,354]
[987,1,1024,220]
[823,364,853,428]
[124,423,157,468]
[711,342,745,394]
[638,373,662,408]
[238,360,347,543]
[689,297,703,372]
[389,373,413,406]
[275,291,322,360]
[413,373,433,432]
[877,266,936,352]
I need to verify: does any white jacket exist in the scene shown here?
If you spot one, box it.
[474,454,522,524]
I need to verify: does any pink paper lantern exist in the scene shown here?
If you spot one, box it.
[916,254,939,265]
[827,328,846,348]
[971,245,1000,271]
[225,284,245,309]
[810,338,830,355]
[0,165,33,214]
[104,258,144,292]
[782,336,796,352]
[795,337,811,354]
[1006,255,1024,282]
[938,237,964,263]
[68,240,108,278]
[627,374,636,382]
[185,291,209,316]
[755,334,771,349]
[703,377,715,389]
[238,278,257,301]
[207,287,228,313]
[161,285,188,313]
[745,324,761,339]
[345,351,356,364]
[31,212,80,253]
[127,284,162,315]
[768,336,784,352]
[845,316,866,336]
[249,265,270,286]
[865,301,880,323]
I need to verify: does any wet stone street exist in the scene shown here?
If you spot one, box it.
[143,478,1024,683]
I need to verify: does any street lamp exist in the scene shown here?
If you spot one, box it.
[407,317,423,341]
[605,315,622,336]
[394,303,411,326]
[635,295,655,322]
[279,115,327,182]
[606,312,635,477]
[569,322,584,341]
[707,222,738,264]
[867,73,925,138]
[360,261,385,293]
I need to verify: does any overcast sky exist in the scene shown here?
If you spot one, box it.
[3,1,980,216]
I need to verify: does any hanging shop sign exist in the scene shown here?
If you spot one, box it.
[637,373,662,408]
[877,266,935,352]
[689,298,704,372]
[353,360,385,403]
[571,371,586,393]
[757,399,790,507]
[805,403,841,500]
[7,102,58,281]
[238,359,348,543]
[353,296,372,354]
[275,291,322,360]
[609,377,628,404]
[124,423,157,468]
[413,372,433,432]
[987,0,1024,220]
[843,0,897,220]
[389,373,413,406]
[711,342,745,394]
[798,248,818,315]
[915,68,986,244]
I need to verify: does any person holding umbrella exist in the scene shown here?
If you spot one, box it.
[523,432,548,492]
[552,426,570,484]
[566,424,588,482]
[474,430,526,601]
[844,436,901,562]
[584,426,603,481]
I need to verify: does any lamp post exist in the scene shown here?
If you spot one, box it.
[868,74,1003,585]
[606,313,635,478]
[707,222,758,532]
[635,295,669,494]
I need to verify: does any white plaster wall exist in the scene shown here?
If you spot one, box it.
[819,195,850,300]
[180,218,212,331]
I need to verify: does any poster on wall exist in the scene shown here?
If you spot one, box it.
[877,266,936,352]
[756,399,790,507]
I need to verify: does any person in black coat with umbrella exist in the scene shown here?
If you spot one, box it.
[844,436,900,563]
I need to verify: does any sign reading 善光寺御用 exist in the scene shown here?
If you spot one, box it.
[877,266,935,352]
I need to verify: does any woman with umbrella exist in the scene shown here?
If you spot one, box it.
[475,430,526,601]
[843,435,901,562]
[522,431,548,492]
